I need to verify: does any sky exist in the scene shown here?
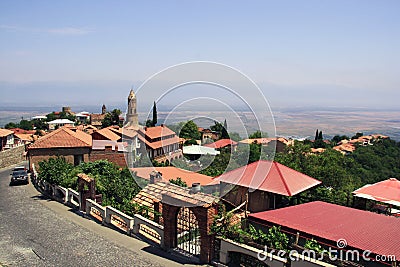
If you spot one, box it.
[0,1,399,110]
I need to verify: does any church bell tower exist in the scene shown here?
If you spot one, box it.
[125,88,139,129]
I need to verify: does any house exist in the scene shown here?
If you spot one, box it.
[353,178,400,215]
[204,139,238,151]
[239,138,288,153]
[90,104,107,128]
[182,145,220,160]
[248,201,400,266]
[32,115,47,120]
[0,128,14,151]
[91,127,121,141]
[131,166,217,189]
[333,141,356,155]
[90,140,128,167]
[14,133,36,146]
[216,160,321,212]
[199,128,219,143]
[137,124,182,163]
[27,127,92,170]
[75,111,91,124]
[47,119,75,130]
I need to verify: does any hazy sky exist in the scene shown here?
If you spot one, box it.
[0,1,399,109]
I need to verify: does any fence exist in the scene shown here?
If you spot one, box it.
[31,164,165,248]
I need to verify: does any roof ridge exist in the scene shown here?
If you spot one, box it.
[72,129,92,145]
[29,127,64,147]
[273,161,292,196]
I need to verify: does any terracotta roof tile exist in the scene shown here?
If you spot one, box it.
[216,160,321,196]
[14,133,34,142]
[92,128,121,141]
[28,127,92,149]
[132,182,218,212]
[0,128,14,137]
[249,201,400,260]
[204,139,238,149]
[131,166,216,186]
[139,125,176,139]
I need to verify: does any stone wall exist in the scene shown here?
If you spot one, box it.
[0,145,25,169]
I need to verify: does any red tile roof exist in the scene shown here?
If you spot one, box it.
[353,178,400,205]
[249,201,400,260]
[216,160,321,196]
[28,127,92,149]
[204,139,238,149]
[138,125,179,149]
[139,125,176,139]
[0,128,14,137]
[9,128,36,134]
[131,166,216,186]
[92,128,121,141]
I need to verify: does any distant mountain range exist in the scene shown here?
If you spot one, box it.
[1,106,399,141]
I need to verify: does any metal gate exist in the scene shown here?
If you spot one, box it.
[176,207,201,257]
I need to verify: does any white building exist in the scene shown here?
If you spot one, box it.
[47,119,75,130]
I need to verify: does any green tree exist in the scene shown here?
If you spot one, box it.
[184,139,198,146]
[228,132,242,142]
[19,119,33,130]
[102,109,122,128]
[169,177,187,187]
[152,101,157,126]
[331,135,349,143]
[318,130,323,140]
[38,157,76,188]
[211,121,229,139]
[179,120,201,140]
[4,122,18,129]
[249,130,268,139]
[352,132,363,140]
[33,119,48,130]
[315,129,319,141]
[145,119,153,127]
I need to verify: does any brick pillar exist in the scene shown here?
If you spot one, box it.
[192,204,218,264]
[162,204,179,250]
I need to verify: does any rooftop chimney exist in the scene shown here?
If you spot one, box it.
[150,171,163,184]
[190,183,201,194]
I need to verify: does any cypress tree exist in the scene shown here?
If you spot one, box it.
[318,130,323,140]
[152,101,157,126]
[315,129,319,141]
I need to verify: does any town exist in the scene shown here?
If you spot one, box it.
[1,89,399,267]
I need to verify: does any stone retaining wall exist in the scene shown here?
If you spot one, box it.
[0,145,25,169]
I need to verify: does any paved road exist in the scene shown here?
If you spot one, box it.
[0,163,196,267]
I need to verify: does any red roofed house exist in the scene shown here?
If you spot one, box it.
[216,160,321,212]
[204,139,238,151]
[137,124,182,164]
[0,128,14,151]
[131,166,217,191]
[91,127,121,141]
[28,127,92,170]
[353,178,400,215]
[239,138,287,153]
[248,201,400,266]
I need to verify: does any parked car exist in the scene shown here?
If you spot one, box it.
[10,170,29,186]
[12,166,26,172]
